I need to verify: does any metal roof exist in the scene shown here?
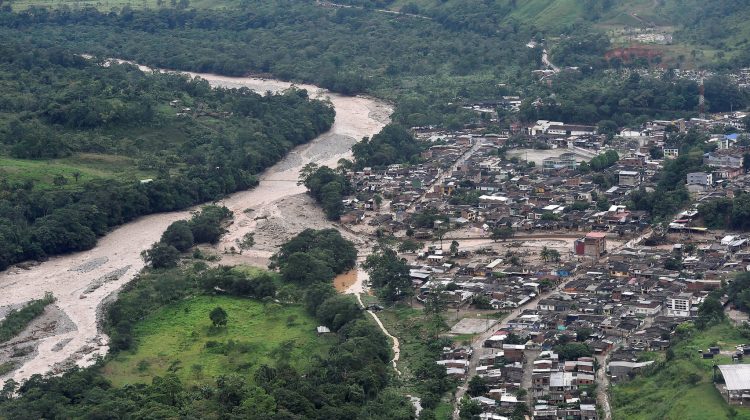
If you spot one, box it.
[719,365,750,391]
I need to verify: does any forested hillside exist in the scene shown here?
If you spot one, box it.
[0,2,542,127]
[330,0,750,67]
[0,39,334,270]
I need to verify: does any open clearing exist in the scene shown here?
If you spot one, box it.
[102,295,333,386]
[0,154,150,190]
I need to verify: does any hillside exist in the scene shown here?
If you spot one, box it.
[323,0,750,67]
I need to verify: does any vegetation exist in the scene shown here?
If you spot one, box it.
[103,295,331,386]
[271,228,357,284]
[612,322,750,420]
[377,305,456,415]
[299,164,353,220]
[142,205,232,268]
[628,131,710,220]
[0,2,540,128]
[699,192,750,231]
[579,150,619,173]
[363,245,413,303]
[352,124,423,168]
[0,229,410,418]
[0,39,334,271]
[0,292,55,343]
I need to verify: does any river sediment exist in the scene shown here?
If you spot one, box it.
[0,67,391,386]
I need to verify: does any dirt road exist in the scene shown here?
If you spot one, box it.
[0,67,391,387]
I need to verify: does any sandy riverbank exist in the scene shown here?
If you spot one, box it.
[0,67,391,386]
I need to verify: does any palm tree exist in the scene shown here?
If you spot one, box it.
[540,246,550,262]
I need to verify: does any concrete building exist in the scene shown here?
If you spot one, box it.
[575,232,607,257]
[618,170,641,187]
[686,172,713,186]
[665,293,693,317]
[542,153,578,171]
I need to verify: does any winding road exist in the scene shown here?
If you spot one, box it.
[0,65,392,387]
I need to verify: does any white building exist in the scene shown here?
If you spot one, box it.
[665,293,693,317]
[686,172,712,186]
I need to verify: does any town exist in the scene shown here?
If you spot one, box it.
[333,109,750,419]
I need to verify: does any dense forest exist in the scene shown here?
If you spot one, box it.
[0,1,541,128]
[0,39,334,271]
[0,1,744,136]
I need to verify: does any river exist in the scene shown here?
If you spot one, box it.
[0,67,391,386]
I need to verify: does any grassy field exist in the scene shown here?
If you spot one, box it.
[102,295,334,387]
[0,154,151,190]
[612,322,750,420]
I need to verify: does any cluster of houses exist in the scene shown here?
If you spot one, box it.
[424,225,750,418]
[335,111,750,418]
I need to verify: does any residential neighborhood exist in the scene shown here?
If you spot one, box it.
[330,109,750,419]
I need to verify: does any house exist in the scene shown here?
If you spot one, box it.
[717,364,750,404]
[686,172,712,186]
[542,153,578,171]
[663,148,679,159]
[618,170,641,187]
[665,292,693,317]
[704,152,743,169]
[575,232,607,257]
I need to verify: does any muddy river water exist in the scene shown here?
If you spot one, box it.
[0,67,391,386]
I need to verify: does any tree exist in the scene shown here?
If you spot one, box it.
[491,226,514,242]
[553,343,592,361]
[161,220,194,252]
[576,328,593,342]
[696,296,725,329]
[210,306,228,327]
[141,242,180,268]
[467,376,488,397]
[540,246,551,262]
[363,246,412,302]
[238,232,254,250]
[53,174,68,187]
[281,252,335,285]
[449,240,459,256]
[458,397,481,420]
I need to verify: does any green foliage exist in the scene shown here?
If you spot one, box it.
[411,208,449,229]
[0,292,55,343]
[363,246,413,302]
[272,228,357,275]
[0,40,333,271]
[281,252,336,286]
[398,239,423,253]
[352,124,423,168]
[200,266,277,299]
[467,375,488,397]
[188,206,233,244]
[270,229,362,332]
[300,164,353,220]
[726,272,750,312]
[209,306,228,327]
[553,342,592,361]
[315,294,363,331]
[587,150,620,172]
[141,242,180,269]
[612,322,750,420]
[491,226,514,241]
[628,142,707,219]
[699,193,750,231]
[160,220,194,252]
[449,189,481,206]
